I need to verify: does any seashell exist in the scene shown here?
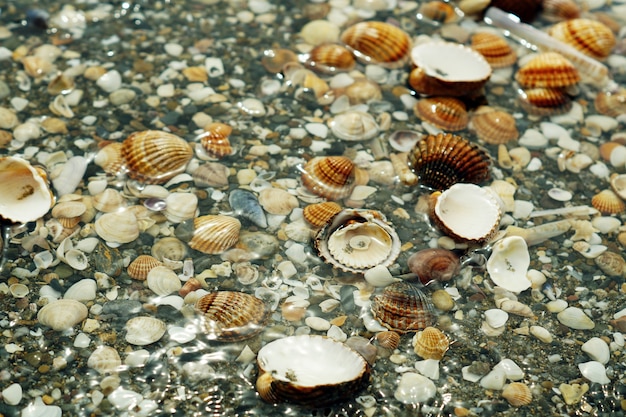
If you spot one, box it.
[486,236,531,293]
[610,173,626,200]
[196,291,270,341]
[261,48,299,74]
[63,249,89,271]
[408,66,461,97]
[375,331,401,350]
[413,326,449,360]
[164,192,198,223]
[121,130,194,184]
[548,19,615,61]
[581,337,610,365]
[470,32,517,69]
[413,97,468,132]
[395,372,437,403]
[340,21,411,68]
[127,254,162,280]
[371,281,435,333]
[198,122,233,159]
[87,346,122,375]
[300,156,356,201]
[124,316,167,346]
[303,201,342,228]
[94,142,124,176]
[187,215,241,255]
[594,89,626,118]
[578,361,610,385]
[557,307,595,330]
[429,183,501,244]
[282,65,330,99]
[407,133,491,191]
[192,162,230,188]
[594,251,625,277]
[407,248,461,285]
[541,0,581,22]
[94,210,139,245]
[22,55,53,78]
[388,130,422,153]
[417,1,461,24]
[0,156,55,224]
[37,299,88,331]
[502,382,532,407]
[256,335,370,406]
[344,78,383,105]
[489,0,542,22]
[228,189,268,228]
[314,209,401,274]
[329,111,379,141]
[92,188,126,213]
[515,52,580,88]
[152,237,187,269]
[51,200,85,228]
[591,189,625,215]
[147,265,183,296]
[258,187,299,216]
[517,87,572,116]
[469,106,518,145]
[9,283,29,298]
[305,43,356,74]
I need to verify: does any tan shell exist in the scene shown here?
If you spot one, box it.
[87,346,122,375]
[591,189,625,215]
[502,382,533,407]
[152,237,187,269]
[147,265,183,296]
[261,48,299,74]
[303,201,342,228]
[198,122,233,159]
[371,281,435,333]
[37,299,88,331]
[301,156,356,200]
[51,200,86,228]
[164,192,198,224]
[413,326,450,360]
[124,316,167,346]
[414,97,468,132]
[258,187,299,215]
[344,78,383,105]
[407,248,461,285]
[594,251,626,277]
[94,210,140,245]
[515,52,580,88]
[518,87,572,116]
[340,21,411,68]
[542,0,581,22]
[417,1,461,24]
[469,106,519,145]
[595,89,626,117]
[127,254,163,280]
[94,142,124,176]
[375,331,401,350]
[121,130,193,184]
[188,215,241,254]
[92,188,126,213]
[192,162,230,188]
[306,43,356,74]
[548,19,615,60]
[196,291,270,341]
[329,111,380,141]
[470,32,517,68]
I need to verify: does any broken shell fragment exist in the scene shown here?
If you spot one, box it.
[486,236,531,293]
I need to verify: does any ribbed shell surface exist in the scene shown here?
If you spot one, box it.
[188,215,241,255]
[518,87,572,116]
[470,32,517,69]
[301,156,356,200]
[306,43,356,74]
[371,282,435,333]
[340,21,410,68]
[548,19,616,60]
[469,107,519,145]
[303,201,343,227]
[515,52,580,88]
[414,97,469,132]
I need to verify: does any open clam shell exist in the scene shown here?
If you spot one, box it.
[371,281,435,333]
[256,335,370,407]
[314,209,401,274]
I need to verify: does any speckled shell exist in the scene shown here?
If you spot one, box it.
[595,89,626,117]
[127,254,163,280]
[371,281,435,333]
[548,19,615,60]
[37,299,88,331]
[407,133,491,191]
[376,331,401,350]
[517,87,572,116]
[303,201,343,228]
[591,189,625,214]
[306,43,356,74]
[407,248,460,285]
[470,32,517,69]
[502,382,533,407]
[340,21,411,68]
[199,122,233,159]
[515,52,580,88]
[94,142,124,176]
[413,326,450,360]
[121,130,194,184]
[414,97,469,132]
[301,156,356,200]
[417,1,460,24]
[196,291,270,341]
[188,215,241,254]
[469,106,519,145]
[594,251,625,277]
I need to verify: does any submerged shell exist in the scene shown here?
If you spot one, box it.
[301,156,356,200]
[124,316,167,346]
[407,248,460,285]
[94,210,140,245]
[256,335,370,406]
[414,97,468,132]
[314,209,401,274]
[306,43,356,74]
[591,189,625,215]
[152,237,187,269]
[229,189,268,228]
[469,106,518,145]
[486,236,532,293]
[417,1,461,24]
[413,326,450,360]
[121,130,193,184]
[94,142,124,176]
[127,254,162,280]
[196,291,270,341]
[371,281,435,333]
[303,201,343,228]
[87,346,122,375]
[340,21,411,68]
[515,52,580,88]
[548,19,615,60]
[376,331,401,350]
[147,265,183,296]
[188,215,241,254]
[470,32,517,68]
[518,87,572,116]
[198,122,233,159]
[329,111,379,141]
[595,89,626,117]
[502,382,533,407]
[407,133,491,191]
[37,299,88,331]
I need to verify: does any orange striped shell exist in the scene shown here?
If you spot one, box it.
[548,18,615,60]
[301,156,356,200]
[469,106,518,145]
[542,0,581,22]
[413,326,450,360]
[306,43,356,74]
[199,122,233,159]
[303,201,343,227]
[414,97,469,132]
[591,189,625,215]
[515,52,580,88]
[340,21,411,68]
[188,214,241,254]
[517,87,572,116]
[371,281,435,333]
[417,1,460,24]
[470,32,517,69]
[127,255,163,281]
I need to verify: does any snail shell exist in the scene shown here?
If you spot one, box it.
[407,248,461,285]
[594,88,626,118]
[371,281,435,333]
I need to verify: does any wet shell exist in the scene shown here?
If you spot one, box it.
[198,122,233,159]
[0,156,55,224]
[340,21,411,68]
[470,32,517,69]
[344,78,383,105]
[94,210,139,245]
[407,248,461,285]
[256,335,370,406]
[124,316,167,346]
[542,0,581,22]
[261,48,299,74]
[147,265,183,296]
[594,89,626,118]
[371,281,435,333]
[407,133,491,191]
[413,326,450,360]
[515,52,580,88]
[329,111,380,141]
[490,0,542,22]
[306,43,356,74]
[94,142,124,176]
[37,299,88,331]
[502,382,533,407]
[594,251,625,277]
[314,209,401,274]
[517,87,572,116]
[258,187,299,216]
[548,19,615,60]
[151,236,187,269]
[121,130,193,184]
[414,97,469,132]
[188,215,241,254]
[376,331,401,350]
[469,106,519,145]
[303,201,343,228]
[164,192,198,223]
[87,346,122,375]
[51,200,86,228]
[610,173,626,200]
[417,1,461,24]
[196,291,270,341]
[127,254,162,280]
[192,162,230,188]
[591,189,625,215]
[408,66,461,97]
[92,188,126,213]
[300,156,356,200]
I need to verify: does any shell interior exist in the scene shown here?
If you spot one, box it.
[410,42,492,83]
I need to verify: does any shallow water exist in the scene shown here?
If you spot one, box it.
[0,1,626,416]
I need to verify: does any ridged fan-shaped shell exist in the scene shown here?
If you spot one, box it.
[518,87,572,116]
[470,32,517,69]
[121,130,193,184]
[407,133,491,191]
[591,189,625,214]
[469,106,519,145]
[37,299,88,331]
[306,43,356,74]
[371,281,435,333]
[127,254,162,280]
[548,19,615,60]
[196,291,270,341]
[502,382,533,407]
[414,97,468,132]
[303,201,343,227]
[595,89,626,117]
[407,248,461,285]
[94,142,124,176]
[301,156,356,200]
[87,346,122,375]
[376,331,401,350]
[542,0,581,22]
[413,326,450,360]
[188,215,241,254]
[92,188,126,213]
[198,122,233,159]
[340,21,411,68]
[417,1,460,24]
[515,52,580,88]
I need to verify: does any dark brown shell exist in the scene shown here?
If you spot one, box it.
[301,156,356,200]
[340,21,411,68]
[195,291,270,341]
[517,87,572,116]
[407,248,461,285]
[371,281,435,333]
[414,97,469,132]
[406,133,491,191]
[515,52,580,88]
[408,66,484,97]
[470,32,517,69]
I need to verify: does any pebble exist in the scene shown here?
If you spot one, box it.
[305,316,331,331]
[96,70,122,93]
[2,383,22,405]
[394,372,437,403]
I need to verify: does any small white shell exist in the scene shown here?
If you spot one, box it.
[581,337,610,364]
[164,192,198,224]
[484,308,509,328]
[87,346,122,374]
[557,307,595,330]
[37,299,88,331]
[329,111,380,141]
[147,265,183,296]
[124,316,167,346]
[578,361,610,384]
[64,279,97,301]
[487,236,531,293]
[529,325,553,343]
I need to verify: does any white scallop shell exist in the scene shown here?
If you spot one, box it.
[410,41,492,84]
[87,346,122,374]
[124,316,167,346]
[37,299,88,331]
[329,110,380,141]
[95,210,140,244]
[164,192,198,223]
[487,236,532,293]
[147,265,182,296]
